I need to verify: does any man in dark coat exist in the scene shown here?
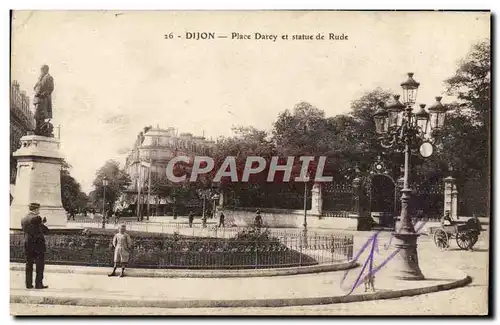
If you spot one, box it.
[21,203,49,289]
[218,211,225,228]
[188,211,194,228]
[254,209,263,229]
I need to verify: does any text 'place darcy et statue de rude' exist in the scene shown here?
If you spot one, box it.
[10,64,67,229]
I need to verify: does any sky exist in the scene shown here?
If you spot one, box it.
[10,11,490,193]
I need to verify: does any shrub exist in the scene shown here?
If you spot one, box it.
[10,228,317,269]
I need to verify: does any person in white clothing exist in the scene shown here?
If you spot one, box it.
[108,224,132,277]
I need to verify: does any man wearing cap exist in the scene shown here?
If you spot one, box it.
[21,203,49,289]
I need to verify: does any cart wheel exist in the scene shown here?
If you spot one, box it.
[433,229,449,250]
[456,231,473,250]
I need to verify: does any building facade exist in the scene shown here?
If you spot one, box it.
[10,80,35,185]
[123,126,216,216]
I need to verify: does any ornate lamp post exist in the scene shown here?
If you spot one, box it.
[373,72,448,280]
[101,176,109,229]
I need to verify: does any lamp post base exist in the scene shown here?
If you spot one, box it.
[390,232,425,280]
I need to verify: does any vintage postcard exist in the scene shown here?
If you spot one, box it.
[9,10,491,316]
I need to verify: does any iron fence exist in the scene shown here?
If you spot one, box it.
[10,230,353,269]
[322,211,355,218]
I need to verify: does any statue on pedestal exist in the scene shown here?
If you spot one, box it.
[10,64,66,229]
[33,65,54,137]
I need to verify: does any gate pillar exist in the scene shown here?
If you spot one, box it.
[451,184,459,219]
[443,176,458,218]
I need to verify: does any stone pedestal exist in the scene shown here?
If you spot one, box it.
[10,135,67,229]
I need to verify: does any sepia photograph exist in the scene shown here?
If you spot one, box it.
[8,10,491,316]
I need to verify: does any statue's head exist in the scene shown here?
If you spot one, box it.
[40,65,49,75]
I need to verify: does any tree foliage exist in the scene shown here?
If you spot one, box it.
[60,161,88,211]
[439,40,490,215]
[91,160,131,211]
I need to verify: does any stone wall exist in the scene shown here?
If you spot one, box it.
[223,207,360,230]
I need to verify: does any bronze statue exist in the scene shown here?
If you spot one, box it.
[33,65,54,137]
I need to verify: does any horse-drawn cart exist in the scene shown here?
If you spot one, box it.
[428,218,483,250]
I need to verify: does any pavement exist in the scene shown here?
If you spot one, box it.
[9,261,357,278]
[10,223,490,315]
[10,262,469,309]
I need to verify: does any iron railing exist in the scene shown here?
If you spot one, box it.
[10,231,353,269]
[322,211,356,218]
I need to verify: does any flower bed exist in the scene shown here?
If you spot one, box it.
[10,228,318,269]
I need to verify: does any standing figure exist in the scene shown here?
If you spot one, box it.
[218,211,225,228]
[441,211,453,226]
[254,209,263,229]
[188,211,194,228]
[33,64,55,137]
[201,213,207,228]
[108,224,133,277]
[21,202,49,289]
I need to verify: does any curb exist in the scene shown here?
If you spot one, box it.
[10,260,357,278]
[10,274,472,308]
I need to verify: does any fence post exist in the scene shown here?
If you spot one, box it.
[328,235,335,261]
[348,236,353,261]
[254,239,258,269]
[299,237,302,266]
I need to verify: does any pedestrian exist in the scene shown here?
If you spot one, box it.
[218,211,225,228]
[21,202,49,289]
[108,224,133,278]
[188,211,194,228]
[254,209,263,229]
[441,211,453,226]
[201,213,207,228]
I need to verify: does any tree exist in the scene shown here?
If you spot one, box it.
[346,88,395,167]
[273,101,333,156]
[60,160,88,211]
[91,160,131,211]
[445,40,490,127]
[438,40,490,215]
